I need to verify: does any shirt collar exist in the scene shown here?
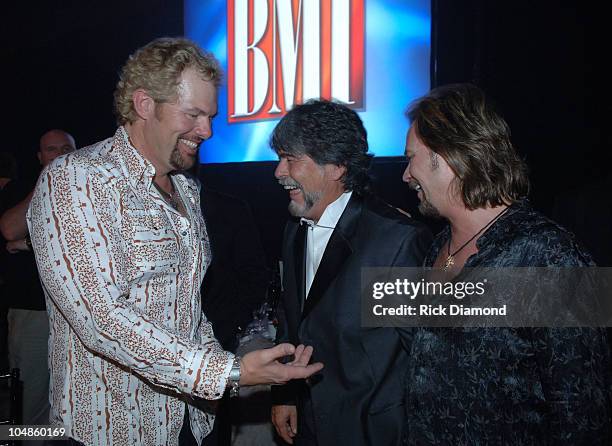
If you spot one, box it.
[300,191,352,229]
[476,200,526,247]
[425,199,529,266]
[113,126,156,189]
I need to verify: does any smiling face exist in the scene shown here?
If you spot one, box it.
[144,68,217,174]
[402,125,456,218]
[274,151,345,222]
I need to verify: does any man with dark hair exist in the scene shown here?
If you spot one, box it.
[402,84,611,444]
[270,100,432,445]
[26,38,321,446]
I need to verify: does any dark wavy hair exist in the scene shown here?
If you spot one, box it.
[270,100,373,195]
[407,83,529,209]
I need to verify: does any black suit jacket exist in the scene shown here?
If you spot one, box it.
[200,188,269,352]
[272,193,432,445]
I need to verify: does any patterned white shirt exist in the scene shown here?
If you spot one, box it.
[27,127,233,445]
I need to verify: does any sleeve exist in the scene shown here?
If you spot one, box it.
[532,327,611,443]
[518,229,611,442]
[270,223,299,406]
[391,223,433,268]
[393,223,433,350]
[270,298,299,406]
[539,235,610,442]
[27,162,232,400]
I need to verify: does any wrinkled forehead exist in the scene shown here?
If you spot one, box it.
[172,69,218,116]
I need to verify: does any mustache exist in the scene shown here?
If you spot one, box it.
[407,180,421,191]
[179,134,203,143]
[278,178,301,189]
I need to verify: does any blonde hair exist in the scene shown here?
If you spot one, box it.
[114,37,222,125]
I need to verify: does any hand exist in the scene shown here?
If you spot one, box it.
[6,238,29,253]
[240,343,323,386]
[271,404,297,444]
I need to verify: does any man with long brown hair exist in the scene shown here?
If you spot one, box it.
[402,83,610,444]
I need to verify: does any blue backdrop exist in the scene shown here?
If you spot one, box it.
[185,0,431,163]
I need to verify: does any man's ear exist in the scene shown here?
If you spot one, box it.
[36,152,42,165]
[132,89,155,120]
[327,164,346,182]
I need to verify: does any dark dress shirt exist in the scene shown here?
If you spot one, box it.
[404,200,611,445]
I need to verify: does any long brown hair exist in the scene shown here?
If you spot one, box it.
[407,83,529,209]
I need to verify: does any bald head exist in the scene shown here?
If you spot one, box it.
[38,129,76,166]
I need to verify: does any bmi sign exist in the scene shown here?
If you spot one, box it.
[227,0,365,122]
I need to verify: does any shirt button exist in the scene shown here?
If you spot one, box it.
[181,231,187,236]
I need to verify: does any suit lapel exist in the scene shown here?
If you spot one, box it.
[301,195,362,320]
[293,222,307,311]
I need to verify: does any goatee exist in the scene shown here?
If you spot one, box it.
[288,189,321,218]
[170,145,198,171]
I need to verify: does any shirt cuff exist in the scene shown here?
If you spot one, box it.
[185,344,234,400]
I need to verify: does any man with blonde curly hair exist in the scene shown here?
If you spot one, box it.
[27,37,322,446]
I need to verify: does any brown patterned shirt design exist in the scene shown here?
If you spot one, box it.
[27,127,233,445]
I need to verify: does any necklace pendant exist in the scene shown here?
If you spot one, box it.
[444,255,455,269]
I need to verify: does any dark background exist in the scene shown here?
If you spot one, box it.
[3,0,609,265]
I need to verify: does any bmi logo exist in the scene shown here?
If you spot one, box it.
[228,0,364,122]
